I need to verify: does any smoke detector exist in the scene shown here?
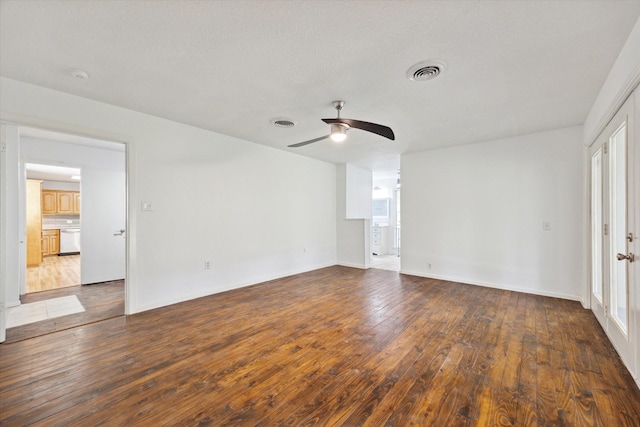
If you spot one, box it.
[70,69,90,80]
[406,60,446,82]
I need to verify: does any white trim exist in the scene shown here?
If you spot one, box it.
[586,72,640,148]
[337,262,368,270]
[0,124,6,343]
[0,113,134,316]
[399,269,582,302]
[600,320,639,388]
[583,145,592,310]
[132,262,336,314]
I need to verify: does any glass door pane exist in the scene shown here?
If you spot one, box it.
[591,149,603,303]
[609,122,628,334]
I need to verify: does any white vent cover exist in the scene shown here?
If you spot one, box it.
[271,118,296,128]
[406,60,447,82]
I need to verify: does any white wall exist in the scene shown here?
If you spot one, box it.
[1,77,337,313]
[584,16,640,145]
[1,124,21,309]
[336,164,370,268]
[402,126,585,300]
[345,164,372,219]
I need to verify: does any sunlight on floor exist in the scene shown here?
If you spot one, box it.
[370,254,400,271]
[6,295,85,328]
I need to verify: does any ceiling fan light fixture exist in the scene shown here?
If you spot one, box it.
[330,124,347,142]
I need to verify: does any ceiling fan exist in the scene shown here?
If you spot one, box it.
[288,101,395,148]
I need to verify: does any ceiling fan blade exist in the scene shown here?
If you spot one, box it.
[322,118,395,140]
[287,135,330,148]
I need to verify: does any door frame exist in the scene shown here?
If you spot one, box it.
[0,114,135,322]
[589,139,606,326]
[588,91,638,382]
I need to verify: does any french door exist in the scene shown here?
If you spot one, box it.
[590,92,638,377]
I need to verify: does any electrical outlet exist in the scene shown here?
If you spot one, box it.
[303,248,307,253]
[428,263,432,269]
[204,261,211,269]
[542,221,551,231]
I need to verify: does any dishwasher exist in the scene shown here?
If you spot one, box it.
[59,228,81,255]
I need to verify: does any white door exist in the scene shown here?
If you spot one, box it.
[590,93,637,376]
[80,168,126,284]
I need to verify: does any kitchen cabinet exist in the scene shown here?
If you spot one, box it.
[73,192,81,214]
[41,190,80,215]
[42,229,60,257]
[27,180,43,267]
[42,190,57,214]
[57,192,74,214]
[371,225,388,256]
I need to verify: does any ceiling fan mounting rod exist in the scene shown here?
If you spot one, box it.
[332,100,345,118]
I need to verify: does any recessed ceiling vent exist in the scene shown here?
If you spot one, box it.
[271,118,296,128]
[406,60,446,82]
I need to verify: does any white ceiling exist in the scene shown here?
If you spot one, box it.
[2,1,639,174]
[25,163,81,183]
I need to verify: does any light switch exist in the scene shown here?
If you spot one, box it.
[141,201,153,212]
[542,221,551,231]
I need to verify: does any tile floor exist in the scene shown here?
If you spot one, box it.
[6,295,85,328]
[370,254,401,271]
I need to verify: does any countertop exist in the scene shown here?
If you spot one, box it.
[42,225,80,231]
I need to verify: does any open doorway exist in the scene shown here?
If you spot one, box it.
[4,126,126,343]
[371,169,401,271]
[26,163,82,293]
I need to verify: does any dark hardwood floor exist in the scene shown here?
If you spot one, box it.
[1,267,638,426]
[4,280,124,343]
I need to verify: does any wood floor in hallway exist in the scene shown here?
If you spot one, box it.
[4,280,124,343]
[1,266,639,426]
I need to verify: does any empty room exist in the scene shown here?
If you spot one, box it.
[1,1,640,425]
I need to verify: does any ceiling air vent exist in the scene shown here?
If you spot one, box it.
[271,118,296,128]
[406,60,446,82]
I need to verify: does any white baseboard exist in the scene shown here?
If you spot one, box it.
[399,269,581,302]
[580,296,590,309]
[131,262,337,314]
[337,262,367,269]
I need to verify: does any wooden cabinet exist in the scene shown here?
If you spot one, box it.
[27,180,43,267]
[73,192,81,214]
[57,192,74,214]
[41,190,80,215]
[42,190,57,214]
[42,229,60,257]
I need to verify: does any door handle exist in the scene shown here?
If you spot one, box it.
[113,229,126,236]
[616,253,635,262]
